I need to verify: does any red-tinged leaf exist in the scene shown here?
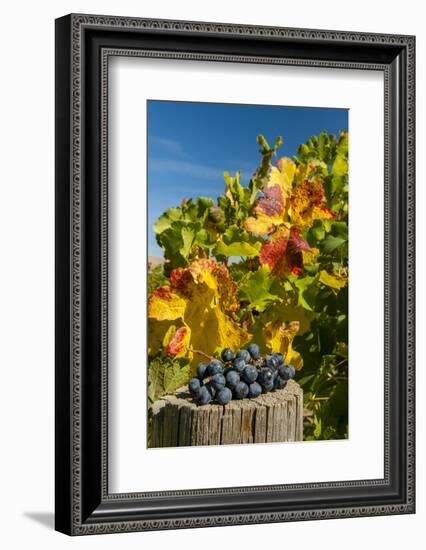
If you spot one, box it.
[260,227,310,277]
[165,326,191,357]
[290,176,335,228]
[257,184,284,217]
[259,228,290,276]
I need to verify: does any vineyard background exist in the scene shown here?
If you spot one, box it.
[147,102,349,443]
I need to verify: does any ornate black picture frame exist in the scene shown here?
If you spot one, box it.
[55,13,415,535]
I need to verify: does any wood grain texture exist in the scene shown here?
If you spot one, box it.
[151,380,303,447]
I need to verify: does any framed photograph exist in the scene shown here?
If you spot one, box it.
[55,14,415,535]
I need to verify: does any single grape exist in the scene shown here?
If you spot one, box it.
[247,343,260,360]
[232,357,246,373]
[223,366,233,377]
[242,365,258,384]
[205,382,216,398]
[207,359,224,376]
[221,348,235,362]
[236,349,251,363]
[225,369,240,389]
[197,386,212,405]
[248,381,262,398]
[271,352,285,366]
[265,355,278,371]
[196,362,209,380]
[274,376,287,390]
[278,364,296,380]
[287,365,296,378]
[234,381,249,399]
[258,367,274,386]
[262,381,274,393]
[189,377,201,396]
[211,373,226,391]
[217,387,233,405]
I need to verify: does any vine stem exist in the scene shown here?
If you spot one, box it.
[185,347,213,361]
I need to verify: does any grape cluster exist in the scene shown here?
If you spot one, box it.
[187,344,296,406]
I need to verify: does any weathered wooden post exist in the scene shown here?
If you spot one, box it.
[151,380,303,447]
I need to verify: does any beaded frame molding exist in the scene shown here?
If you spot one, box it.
[55,14,415,536]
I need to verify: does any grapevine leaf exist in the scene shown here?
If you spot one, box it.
[289,175,335,229]
[319,270,348,289]
[336,131,349,156]
[244,158,295,235]
[163,325,191,357]
[148,357,191,405]
[322,235,346,254]
[238,266,282,311]
[213,240,260,258]
[180,227,195,259]
[254,315,303,370]
[259,226,310,277]
[148,287,187,321]
[153,207,182,234]
[331,154,348,177]
[148,259,250,369]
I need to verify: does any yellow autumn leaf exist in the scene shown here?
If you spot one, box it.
[244,158,295,236]
[164,325,192,358]
[263,320,303,370]
[289,175,335,229]
[267,301,315,335]
[271,157,296,194]
[294,160,327,184]
[148,287,186,321]
[148,319,175,356]
[302,247,319,266]
[319,270,348,289]
[254,312,303,370]
[148,259,250,370]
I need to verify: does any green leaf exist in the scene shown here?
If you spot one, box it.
[148,357,191,406]
[311,224,325,242]
[213,240,260,258]
[290,275,317,312]
[153,207,182,234]
[179,227,195,259]
[331,221,348,239]
[239,266,281,311]
[336,131,349,157]
[318,130,329,162]
[331,154,348,177]
[224,171,245,204]
[322,235,346,254]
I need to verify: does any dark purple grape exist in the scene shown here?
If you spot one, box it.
[258,367,274,387]
[248,382,262,398]
[247,343,260,360]
[211,373,226,391]
[265,355,278,371]
[196,362,209,380]
[189,377,201,396]
[242,365,258,384]
[217,387,232,405]
[274,376,287,390]
[225,370,240,389]
[207,359,224,376]
[234,381,249,399]
[271,352,285,366]
[232,357,246,373]
[278,365,296,381]
[236,349,251,363]
[221,348,235,362]
[196,386,212,405]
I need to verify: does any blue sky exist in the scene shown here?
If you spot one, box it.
[147,100,348,257]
